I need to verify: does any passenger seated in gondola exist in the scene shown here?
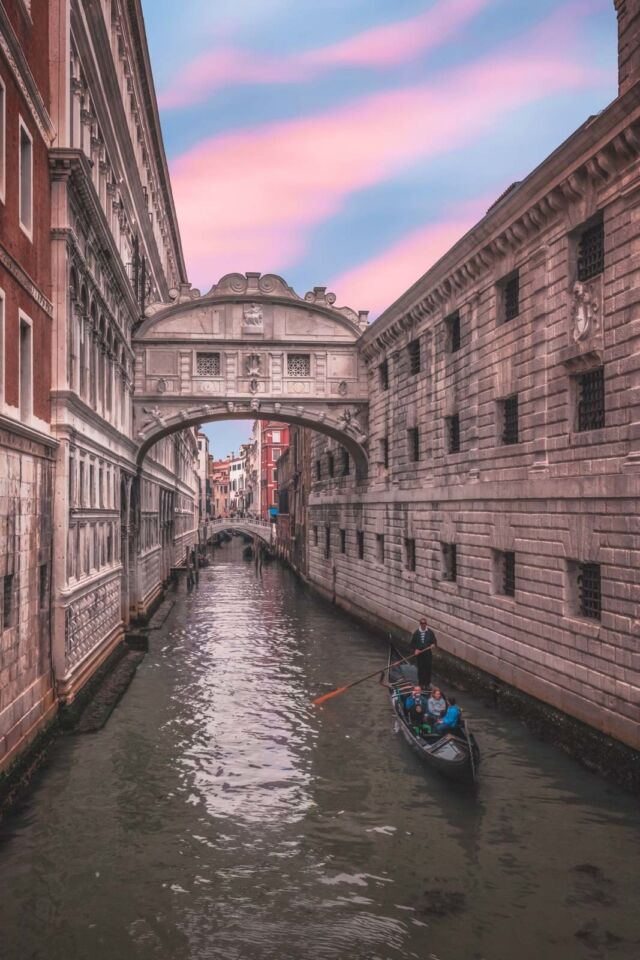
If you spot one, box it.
[403,685,424,716]
[435,698,462,734]
[404,686,434,735]
[427,687,447,721]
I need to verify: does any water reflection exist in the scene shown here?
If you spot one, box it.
[0,538,639,960]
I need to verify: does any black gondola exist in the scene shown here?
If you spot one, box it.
[387,644,480,785]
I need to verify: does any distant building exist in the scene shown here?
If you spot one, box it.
[210,458,231,518]
[260,421,289,520]
[276,427,312,577]
[196,431,212,522]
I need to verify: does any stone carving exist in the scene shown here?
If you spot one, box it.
[305,286,337,306]
[243,302,263,327]
[156,378,168,393]
[226,401,235,413]
[65,578,121,669]
[245,353,262,376]
[338,380,348,396]
[249,378,259,394]
[140,405,164,430]
[571,280,600,342]
[250,399,260,411]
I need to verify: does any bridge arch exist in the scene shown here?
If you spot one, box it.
[207,518,275,546]
[132,272,370,478]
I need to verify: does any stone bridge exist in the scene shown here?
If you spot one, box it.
[132,272,371,478]
[207,517,275,546]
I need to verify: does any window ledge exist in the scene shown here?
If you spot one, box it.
[570,427,608,446]
[563,614,602,636]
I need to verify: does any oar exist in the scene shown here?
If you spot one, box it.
[312,648,427,707]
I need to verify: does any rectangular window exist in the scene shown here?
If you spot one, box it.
[578,562,601,620]
[446,310,461,353]
[2,573,13,629]
[340,528,346,554]
[501,395,519,445]
[39,563,48,610]
[376,533,385,563]
[442,542,457,582]
[19,118,33,237]
[577,220,604,282]
[196,352,221,376]
[313,525,318,546]
[495,550,516,596]
[379,359,389,390]
[380,436,389,469]
[327,452,335,478]
[341,449,350,476]
[315,459,321,481]
[408,338,421,375]
[404,538,416,572]
[357,530,364,560]
[324,525,331,559]
[408,427,420,462]
[272,430,281,443]
[577,368,605,431]
[287,353,311,377]
[501,270,520,322]
[446,414,460,454]
[19,314,33,419]
[0,78,5,203]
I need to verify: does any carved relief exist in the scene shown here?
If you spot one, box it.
[242,303,264,328]
[571,279,601,342]
[65,578,121,669]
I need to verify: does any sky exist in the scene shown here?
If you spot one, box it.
[142,0,617,455]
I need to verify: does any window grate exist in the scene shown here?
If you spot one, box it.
[3,573,13,629]
[503,272,520,321]
[315,460,321,481]
[447,310,461,353]
[447,414,460,454]
[379,359,389,390]
[287,353,311,377]
[327,452,335,478]
[313,525,318,546]
[502,395,519,445]
[196,352,221,377]
[405,538,416,572]
[442,543,457,582]
[408,339,421,375]
[324,526,331,559]
[502,551,515,596]
[376,533,385,563]
[341,449,350,476]
[408,427,420,462]
[578,562,601,619]
[577,367,605,431]
[357,530,364,560]
[381,437,389,469]
[340,529,346,554]
[577,222,604,282]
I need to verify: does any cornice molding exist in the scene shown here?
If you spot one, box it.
[0,11,55,143]
[0,240,53,316]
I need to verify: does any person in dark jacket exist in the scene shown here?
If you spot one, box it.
[410,617,437,689]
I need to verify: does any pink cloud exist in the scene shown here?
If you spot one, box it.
[159,0,489,109]
[171,43,603,286]
[329,200,489,317]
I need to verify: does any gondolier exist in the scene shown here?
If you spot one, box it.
[410,617,436,689]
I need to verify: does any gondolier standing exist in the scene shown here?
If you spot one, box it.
[410,616,437,689]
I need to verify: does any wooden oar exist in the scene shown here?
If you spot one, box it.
[312,648,427,707]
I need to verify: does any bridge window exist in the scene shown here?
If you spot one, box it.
[287,353,311,377]
[196,352,221,376]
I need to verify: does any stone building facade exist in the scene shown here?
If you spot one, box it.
[275,426,313,577]
[304,4,640,751]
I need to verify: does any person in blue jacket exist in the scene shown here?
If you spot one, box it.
[435,698,461,733]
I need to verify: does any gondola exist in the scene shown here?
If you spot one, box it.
[387,644,480,785]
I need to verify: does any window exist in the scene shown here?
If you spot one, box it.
[408,338,421,375]
[327,452,335,478]
[272,447,281,461]
[495,550,515,596]
[0,78,5,203]
[380,436,389,469]
[341,449,350,476]
[340,528,346,554]
[315,459,321,481]
[501,395,519,445]
[39,563,48,610]
[196,352,221,376]
[19,118,33,237]
[404,538,416,572]
[313,525,318,546]
[379,359,389,391]
[376,533,385,563]
[2,573,13,629]
[446,414,460,454]
[500,270,520,322]
[408,427,420,462]
[577,368,605,431]
[287,354,311,377]
[19,313,33,419]
[577,220,604,281]
[446,310,461,353]
[441,543,457,582]
[357,530,364,559]
[324,526,331,559]
[272,430,281,443]
[578,562,601,620]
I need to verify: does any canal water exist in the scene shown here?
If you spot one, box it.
[1,540,639,960]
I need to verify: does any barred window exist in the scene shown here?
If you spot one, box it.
[442,543,457,582]
[379,359,389,391]
[408,426,420,462]
[376,533,385,563]
[446,310,461,353]
[447,414,460,454]
[341,449,350,476]
[357,530,364,560]
[380,436,389,469]
[408,339,421,375]
[405,538,416,573]
[502,271,520,322]
[313,525,318,546]
[287,353,311,377]
[500,551,516,596]
[577,368,605,431]
[578,562,601,620]
[3,573,13,629]
[577,221,604,282]
[324,526,331,559]
[327,452,335,478]
[196,352,221,376]
[39,563,48,610]
[502,395,519,445]
[315,460,321,481]
[340,529,346,554]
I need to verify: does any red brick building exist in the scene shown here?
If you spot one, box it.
[260,421,289,520]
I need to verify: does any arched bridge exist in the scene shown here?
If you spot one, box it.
[207,517,275,546]
[132,272,370,478]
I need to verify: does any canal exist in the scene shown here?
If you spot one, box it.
[1,540,639,960]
